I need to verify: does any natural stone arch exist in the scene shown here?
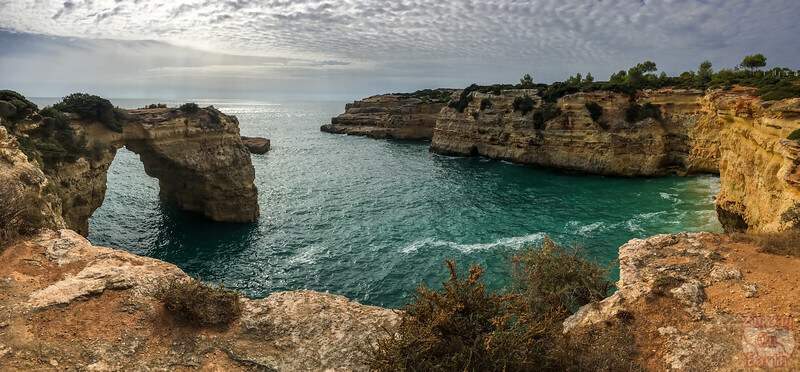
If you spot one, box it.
[51,106,259,236]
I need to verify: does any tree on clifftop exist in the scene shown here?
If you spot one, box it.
[519,73,535,88]
[740,54,767,73]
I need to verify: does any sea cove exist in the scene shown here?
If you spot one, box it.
[83,99,722,309]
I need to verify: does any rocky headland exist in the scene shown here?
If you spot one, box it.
[320,90,455,140]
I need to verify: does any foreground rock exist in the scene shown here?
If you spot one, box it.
[564,232,800,370]
[0,229,400,371]
[49,106,259,235]
[241,136,270,154]
[321,91,454,139]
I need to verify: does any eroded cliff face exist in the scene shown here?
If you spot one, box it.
[45,107,259,235]
[707,91,800,231]
[430,89,717,176]
[0,127,66,235]
[321,93,451,139]
[429,88,800,231]
[0,229,399,371]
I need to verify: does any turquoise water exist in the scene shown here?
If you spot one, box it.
[81,99,721,309]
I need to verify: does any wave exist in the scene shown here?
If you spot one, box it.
[287,244,329,265]
[401,233,546,254]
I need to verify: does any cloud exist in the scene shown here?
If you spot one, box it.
[1,0,799,99]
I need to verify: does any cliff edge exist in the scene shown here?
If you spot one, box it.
[321,91,454,140]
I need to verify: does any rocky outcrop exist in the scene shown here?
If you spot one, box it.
[563,232,800,370]
[429,88,715,176]
[708,92,800,231]
[241,136,270,154]
[45,107,259,235]
[321,93,454,139]
[429,87,800,231]
[0,229,400,371]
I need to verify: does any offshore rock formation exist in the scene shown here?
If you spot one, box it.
[49,107,259,235]
[241,136,270,154]
[428,88,800,231]
[0,229,399,371]
[321,93,453,139]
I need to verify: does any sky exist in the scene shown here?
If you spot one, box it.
[1,0,799,101]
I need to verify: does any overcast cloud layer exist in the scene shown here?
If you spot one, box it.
[1,0,799,100]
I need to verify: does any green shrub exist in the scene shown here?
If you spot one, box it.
[0,90,38,124]
[781,203,800,228]
[513,96,536,116]
[54,93,125,132]
[788,129,800,141]
[179,102,200,113]
[625,103,661,122]
[585,102,603,122]
[532,103,562,130]
[448,84,480,113]
[154,279,242,327]
[480,98,492,110]
[396,89,453,103]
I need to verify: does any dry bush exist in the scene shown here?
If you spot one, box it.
[550,312,644,372]
[367,238,636,371]
[744,230,800,257]
[0,182,39,251]
[367,260,552,371]
[154,279,242,327]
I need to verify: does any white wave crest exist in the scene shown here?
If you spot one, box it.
[287,244,328,265]
[401,233,546,254]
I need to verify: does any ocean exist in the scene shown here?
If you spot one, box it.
[33,98,722,309]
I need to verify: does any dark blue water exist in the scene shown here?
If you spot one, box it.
[75,99,721,309]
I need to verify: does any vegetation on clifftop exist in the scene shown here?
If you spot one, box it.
[0,90,92,169]
[54,93,127,132]
[368,238,640,371]
[394,89,453,103]
[449,54,799,111]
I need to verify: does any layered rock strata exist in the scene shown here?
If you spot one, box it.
[0,229,400,371]
[321,93,452,139]
[46,107,260,235]
[428,88,800,231]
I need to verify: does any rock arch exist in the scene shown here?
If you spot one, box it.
[51,107,259,236]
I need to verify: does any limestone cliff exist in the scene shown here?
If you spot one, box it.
[321,92,453,139]
[429,88,715,176]
[428,88,800,231]
[46,107,259,235]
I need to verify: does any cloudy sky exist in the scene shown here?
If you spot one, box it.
[1,0,798,100]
